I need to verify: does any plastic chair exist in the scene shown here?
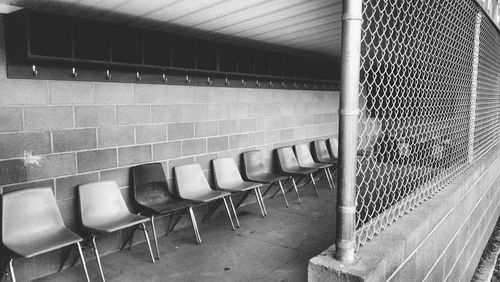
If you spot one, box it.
[327,138,339,159]
[242,150,290,207]
[78,181,155,282]
[174,164,237,231]
[294,143,334,190]
[2,188,89,282]
[313,140,338,189]
[276,147,319,203]
[132,163,201,259]
[212,157,266,226]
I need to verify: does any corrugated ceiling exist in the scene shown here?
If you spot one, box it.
[2,0,342,60]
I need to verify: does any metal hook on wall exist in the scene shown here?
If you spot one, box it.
[185,74,191,84]
[105,69,111,80]
[136,72,142,81]
[72,67,77,78]
[207,76,212,85]
[256,80,261,87]
[225,77,230,86]
[269,80,273,87]
[32,64,37,76]
[281,81,286,88]
[241,79,246,86]
[162,73,167,83]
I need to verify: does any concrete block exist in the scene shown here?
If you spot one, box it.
[118,145,151,166]
[0,131,51,159]
[152,141,182,161]
[248,103,266,117]
[24,106,73,130]
[193,86,215,103]
[133,84,167,104]
[266,130,281,144]
[0,107,22,132]
[266,103,281,116]
[166,85,194,103]
[98,126,135,148]
[2,179,54,195]
[239,118,257,133]
[265,116,283,130]
[181,104,207,121]
[151,104,182,123]
[182,138,207,156]
[207,104,228,120]
[207,136,228,153]
[53,128,97,153]
[281,103,295,116]
[28,153,76,180]
[95,82,133,104]
[248,132,266,146]
[49,81,93,104]
[77,148,117,173]
[100,167,130,188]
[75,105,115,127]
[195,153,218,171]
[281,129,294,141]
[228,103,249,119]
[57,198,77,222]
[168,122,194,140]
[388,254,417,282]
[229,134,249,149]
[55,172,98,200]
[213,88,238,103]
[195,121,217,137]
[219,119,238,135]
[313,114,324,124]
[136,124,167,144]
[116,105,151,125]
[0,79,48,105]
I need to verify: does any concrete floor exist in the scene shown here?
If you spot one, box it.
[36,182,336,282]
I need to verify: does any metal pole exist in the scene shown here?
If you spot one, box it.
[468,12,482,164]
[335,0,362,263]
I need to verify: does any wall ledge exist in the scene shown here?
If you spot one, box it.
[309,143,500,281]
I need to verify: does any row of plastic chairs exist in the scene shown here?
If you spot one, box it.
[0,138,338,282]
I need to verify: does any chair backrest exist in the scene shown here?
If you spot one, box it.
[174,164,213,199]
[213,158,244,189]
[78,181,130,228]
[313,140,332,162]
[294,144,316,167]
[2,187,65,246]
[328,138,339,158]
[276,147,300,172]
[132,163,173,206]
[242,150,268,179]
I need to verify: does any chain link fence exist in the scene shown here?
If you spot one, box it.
[355,0,500,249]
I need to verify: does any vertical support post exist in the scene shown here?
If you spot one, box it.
[335,0,362,263]
[468,13,482,163]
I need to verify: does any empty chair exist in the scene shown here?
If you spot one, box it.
[242,150,290,207]
[327,138,339,159]
[2,188,89,282]
[295,143,334,190]
[276,147,319,203]
[174,164,237,231]
[213,157,266,226]
[132,163,201,259]
[78,181,155,282]
[313,139,338,189]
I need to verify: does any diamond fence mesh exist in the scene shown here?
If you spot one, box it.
[355,0,500,249]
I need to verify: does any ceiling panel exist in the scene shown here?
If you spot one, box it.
[3,0,342,59]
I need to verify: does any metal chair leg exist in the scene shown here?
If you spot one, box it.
[91,235,106,282]
[222,197,236,230]
[291,178,302,204]
[256,187,268,216]
[227,196,241,228]
[310,173,319,197]
[324,168,333,190]
[8,259,15,282]
[253,188,265,218]
[188,206,202,244]
[278,180,290,207]
[76,242,90,282]
[150,215,160,260]
[140,222,156,264]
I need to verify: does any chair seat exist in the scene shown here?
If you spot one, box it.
[138,199,192,215]
[317,157,337,165]
[302,162,332,170]
[85,213,150,233]
[247,172,288,184]
[183,190,231,203]
[217,181,262,193]
[5,227,82,258]
[281,167,317,176]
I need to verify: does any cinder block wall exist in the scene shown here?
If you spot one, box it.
[0,16,339,280]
